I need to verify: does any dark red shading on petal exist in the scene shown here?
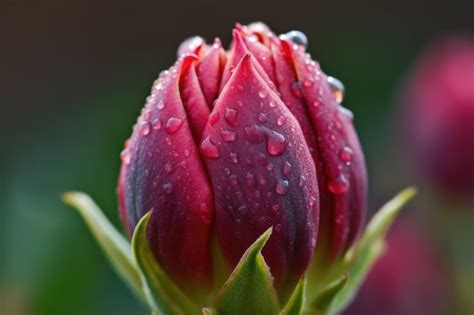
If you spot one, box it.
[180,54,211,140]
[196,38,226,107]
[120,59,214,291]
[287,41,367,260]
[202,54,319,288]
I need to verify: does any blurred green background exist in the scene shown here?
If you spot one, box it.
[1,0,473,314]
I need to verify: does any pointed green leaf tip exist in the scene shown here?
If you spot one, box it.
[62,191,144,301]
[329,187,417,314]
[132,211,200,315]
[311,273,348,314]
[214,228,280,315]
[280,277,306,315]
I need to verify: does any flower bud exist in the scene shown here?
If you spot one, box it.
[118,22,367,293]
[401,37,474,197]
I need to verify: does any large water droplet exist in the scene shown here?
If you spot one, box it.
[267,131,287,156]
[200,136,220,159]
[224,108,239,126]
[165,117,183,134]
[177,36,204,57]
[328,174,349,194]
[276,179,290,195]
[327,76,345,103]
[221,129,237,142]
[339,146,353,164]
[281,30,308,48]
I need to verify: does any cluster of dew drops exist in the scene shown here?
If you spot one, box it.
[120,28,353,203]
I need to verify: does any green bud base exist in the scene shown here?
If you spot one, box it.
[63,187,416,315]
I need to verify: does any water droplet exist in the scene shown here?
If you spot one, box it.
[224,167,231,175]
[230,174,238,186]
[277,115,285,126]
[237,204,248,215]
[303,79,313,87]
[236,100,244,107]
[291,82,303,98]
[224,108,239,126]
[165,117,183,134]
[274,224,282,233]
[283,161,292,175]
[200,136,220,159]
[177,36,204,57]
[244,173,255,188]
[328,174,349,194]
[269,101,277,108]
[163,182,174,194]
[258,90,268,99]
[230,152,239,164]
[258,112,268,123]
[209,111,220,126]
[267,163,274,171]
[299,175,306,187]
[340,146,353,164]
[152,118,162,130]
[276,179,290,195]
[339,106,354,120]
[157,100,165,109]
[184,149,191,157]
[120,148,131,164]
[237,85,245,92]
[281,30,308,48]
[164,163,173,173]
[221,130,237,142]
[139,121,151,136]
[267,131,287,156]
[309,196,317,207]
[327,76,345,103]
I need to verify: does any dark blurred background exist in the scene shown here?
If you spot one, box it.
[1,1,473,314]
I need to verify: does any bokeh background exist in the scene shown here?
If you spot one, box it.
[1,0,473,314]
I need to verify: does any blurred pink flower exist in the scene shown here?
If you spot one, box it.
[402,37,474,197]
[344,219,453,315]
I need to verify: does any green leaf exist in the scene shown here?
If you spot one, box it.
[62,191,145,301]
[214,228,280,315]
[329,187,417,314]
[280,277,306,315]
[132,211,200,315]
[311,273,348,314]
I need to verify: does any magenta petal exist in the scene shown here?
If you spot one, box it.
[119,59,214,290]
[202,54,319,286]
[287,41,368,260]
[196,38,226,107]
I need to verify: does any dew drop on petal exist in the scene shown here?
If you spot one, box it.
[139,121,151,136]
[283,161,292,175]
[277,115,285,126]
[230,152,239,164]
[224,108,239,126]
[209,111,220,126]
[152,118,162,130]
[165,117,183,134]
[267,131,287,156]
[258,90,268,99]
[327,76,345,103]
[291,81,303,98]
[281,30,308,48]
[163,182,174,194]
[340,146,353,163]
[258,112,268,123]
[328,174,349,194]
[246,173,256,187]
[275,179,290,195]
[221,129,237,142]
[157,100,165,109]
[200,136,220,158]
[120,148,131,164]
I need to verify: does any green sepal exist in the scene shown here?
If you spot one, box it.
[213,228,280,315]
[280,277,306,315]
[311,273,348,314]
[62,191,145,301]
[132,211,200,315]
[328,187,417,314]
